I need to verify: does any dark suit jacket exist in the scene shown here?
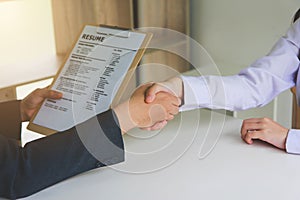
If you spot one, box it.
[0,100,124,199]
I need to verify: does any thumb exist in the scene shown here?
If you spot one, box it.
[48,90,63,99]
[145,83,171,103]
[38,88,63,99]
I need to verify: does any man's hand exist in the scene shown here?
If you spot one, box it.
[130,83,181,127]
[20,87,63,122]
[113,83,181,133]
[240,117,289,150]
[142,77,183,131]
[145,77,184,103]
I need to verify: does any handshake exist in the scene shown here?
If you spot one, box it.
[113,77,184,133]
[20,77,184,133]
[20,75,288,151]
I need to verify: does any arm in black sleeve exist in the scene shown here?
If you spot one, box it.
[0,109,124,199]
[0,100,22,140]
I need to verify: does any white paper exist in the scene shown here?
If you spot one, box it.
[33,25,146,131]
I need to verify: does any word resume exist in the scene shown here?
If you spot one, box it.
[30,25,148,132]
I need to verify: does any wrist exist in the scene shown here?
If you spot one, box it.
[170,76,184,101]
[112,101,136,134]
[282,128,289,149]
[20,100,28,122]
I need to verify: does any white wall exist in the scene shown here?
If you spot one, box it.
[0,0,58,88]
[190,0,299,127]
[0,0,55,66]
[0,0,57,142]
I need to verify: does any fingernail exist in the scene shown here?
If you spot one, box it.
[56,92,63,97]
[146,95,153,102]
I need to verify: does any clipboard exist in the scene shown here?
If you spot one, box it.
[27,24,152,135]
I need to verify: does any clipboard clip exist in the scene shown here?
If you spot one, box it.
[97,24,131,38]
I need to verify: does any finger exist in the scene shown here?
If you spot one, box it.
[174,99,181,107]
[166,114,175,121]
[170,96,181,107]
[168,105,179,115]
[38,88,63,99]
[243,131,254,144]
[154,120,168,130]
[241,121,251,138]
[48,90,63,99]
[243,118,262,123]
[241,121,265,138]
[140,126,152,131]
[147,120,168,131]
[160,98,179,116]
[141,120,168,131]
[244,130,263,144]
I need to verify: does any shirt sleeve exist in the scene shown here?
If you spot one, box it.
[0,109,124,199]
[0,100,22,140]
[180,19,300,112]
[286,129,300,154]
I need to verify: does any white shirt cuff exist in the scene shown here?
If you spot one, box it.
[179,75,211,112]
[286,129,300,154]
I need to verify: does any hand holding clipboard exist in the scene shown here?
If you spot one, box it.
[28,25,152,135]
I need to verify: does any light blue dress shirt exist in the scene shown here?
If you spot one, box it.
[181,19,300,154]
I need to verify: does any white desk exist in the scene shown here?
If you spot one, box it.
[22,109,300,200]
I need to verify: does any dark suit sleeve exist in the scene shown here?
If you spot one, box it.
[0,109,124,200]
[0,100,22,140]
